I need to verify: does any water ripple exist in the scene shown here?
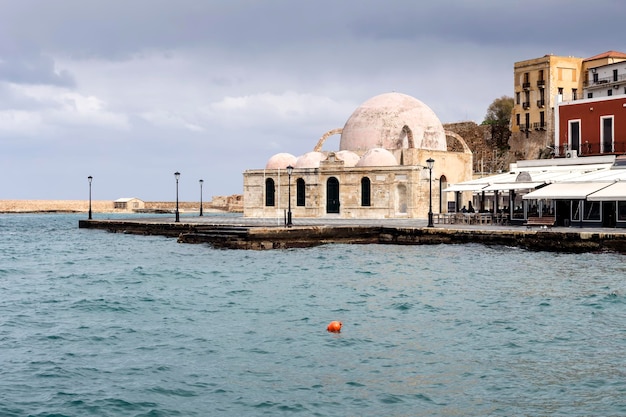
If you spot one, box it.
[0,215,624,416]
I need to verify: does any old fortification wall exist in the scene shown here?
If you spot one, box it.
[0,195,243,213]
[444,121,510,174]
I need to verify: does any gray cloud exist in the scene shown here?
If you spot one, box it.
[0,0,624,200]
[0,53,75,86]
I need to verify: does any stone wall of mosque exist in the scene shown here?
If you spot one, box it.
[243,149,472,219]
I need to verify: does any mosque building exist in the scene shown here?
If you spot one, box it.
[242,92,473,220]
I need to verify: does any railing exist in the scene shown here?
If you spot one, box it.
[584,73,626,88]
[523,82,531,90]
[555,140,626,156]
[532,122,546,130]
[537,79,546,87]
[536,99,545,108]
[519,124,530,132]
[522,101,531,109]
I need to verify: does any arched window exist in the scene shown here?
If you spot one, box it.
[265,178,275,206]
[361,177,371,206]
[296,178,305,206]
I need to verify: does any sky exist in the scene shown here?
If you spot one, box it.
[1,0,625,201]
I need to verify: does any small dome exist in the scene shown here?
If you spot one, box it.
[356,148,397,167]
[295,151,326,168]
[335,150,360,167]
[266,153,297,169]
[340,92,446,152]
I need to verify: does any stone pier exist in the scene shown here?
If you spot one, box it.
[78,217,626,253]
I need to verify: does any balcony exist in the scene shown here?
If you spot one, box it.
[522,82,531,90]
[522,102,531,110]
[533,122,546,131]
[584,73,626,88]
[536,99,545,108]
[519,124,530,132]
[555,141,626,156]
[537,79,546,88]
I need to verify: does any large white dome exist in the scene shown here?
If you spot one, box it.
[340,92,447,152]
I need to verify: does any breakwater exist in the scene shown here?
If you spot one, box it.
[78,218,626,253]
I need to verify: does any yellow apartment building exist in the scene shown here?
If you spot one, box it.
[509,54,583,161]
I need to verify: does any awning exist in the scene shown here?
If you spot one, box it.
[587,182,626,201]
[523,182,613,200]
[443,183,488,192]
[482,182,544,191]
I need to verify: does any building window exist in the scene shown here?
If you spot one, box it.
[525,113,530,131]
[588,92,593,99]
[296,178,305,206]
[523,91,530,109]
[613,69,618,82]
[593,72,599,83]
[516,114,520,126]
[572,201,581,221]
[540,111,545,129]
[584,201,601,221]
[602,116,614,153]
[572,88,578,100]
[361,177,371,206]
[516,92,520,104]
[608,89,613,96]
[618,201,626,221]
[569,120,581,152]
[265,178,275,206]
[558,87,564,95]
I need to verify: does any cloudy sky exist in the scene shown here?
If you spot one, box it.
[1,0,624,201]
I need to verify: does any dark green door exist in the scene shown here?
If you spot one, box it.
[326,177,340,213]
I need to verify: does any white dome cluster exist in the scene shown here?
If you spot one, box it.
[265,92,447,168]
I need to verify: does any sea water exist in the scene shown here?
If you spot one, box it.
[0,213,625,417]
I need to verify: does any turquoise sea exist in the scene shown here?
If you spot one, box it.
[1,213,625,416]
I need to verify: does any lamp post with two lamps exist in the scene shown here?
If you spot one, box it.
[199,179,204,216]
[87,175,93,220]
[174,171,180,222]
[426,158,435,227]
[286,165,293,227]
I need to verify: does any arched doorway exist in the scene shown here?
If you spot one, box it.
[439,175,448,213]
[326,177,340,213]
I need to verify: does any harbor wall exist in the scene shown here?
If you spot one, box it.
[78,219,626,254]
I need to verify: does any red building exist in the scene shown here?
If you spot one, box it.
[556,95,626,157]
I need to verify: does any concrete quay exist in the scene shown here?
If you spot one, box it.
[78,215,626,254]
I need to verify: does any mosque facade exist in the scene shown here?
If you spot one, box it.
[242,92,473,220]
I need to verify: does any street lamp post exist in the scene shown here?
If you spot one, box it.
[286,165,293,227]
[426,158,435,227]
[199,179,204,217]
[174,171,180,222]
[87,175,93,220]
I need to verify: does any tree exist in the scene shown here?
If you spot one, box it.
[483,96,514,126]
[482,96,514,150]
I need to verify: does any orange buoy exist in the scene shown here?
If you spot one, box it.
[327,321,342,333]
